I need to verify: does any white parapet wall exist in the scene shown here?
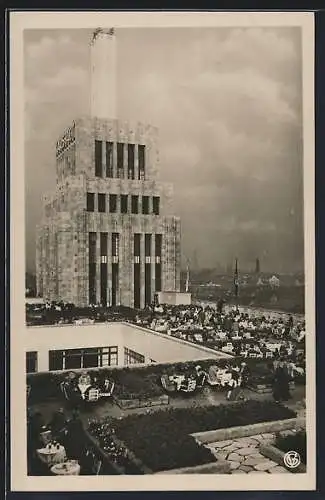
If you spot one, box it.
[157,291,192,306]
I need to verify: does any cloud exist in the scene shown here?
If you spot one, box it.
[24,27,304,273]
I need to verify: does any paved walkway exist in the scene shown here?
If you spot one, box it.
[205,434,289,474]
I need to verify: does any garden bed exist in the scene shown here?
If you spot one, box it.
[260,429,307,474]
[88,400,296,473]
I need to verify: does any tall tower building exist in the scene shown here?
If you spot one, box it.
[36,29,181,308]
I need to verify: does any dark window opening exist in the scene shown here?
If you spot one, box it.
[138,145,145,180]
[106,142,114,178]
[134,264,141,309]
[100,232,108,256]
[153,196,160,215]
[87,192,95,212]
[112,263,119,307]
[145,263,151,306]
[121,195,128,214]
[49,350,64,371]
[145,234,151,256]
[155,264,162,292]
[142,196,149,215]
[155,234,162,257]
[134,233,141,257]
[128,144,135,179]
[131,195,139,214]
[95,140,102,177]
[89,232,97,263]
[26,351,38,373]
[117,142,124,178]
[98,193,106,213]
[100,263,107,306]
[109,194,117,213]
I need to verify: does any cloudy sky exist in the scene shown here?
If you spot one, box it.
[24,27,304,273]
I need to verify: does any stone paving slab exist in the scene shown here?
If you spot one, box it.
[254,460,278,471]
[269,465,290,474]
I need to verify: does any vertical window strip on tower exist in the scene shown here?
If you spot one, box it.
[121,194,128,214]
[106,141,114,178]
[128,144,135,179]
[131,195,139,214]
[142,196,149,215]
[138,145,145,180]
[145,233,152,305]
[100,233,108,306]
[155,234,162,292]
[153,196,160,215]
[117,142,124,178]
[98,193,106,213]
[88,232,97,305]
[109,194,117,213]
[133,233,141,308]
[95,140,103,177]
[87,192,95,212]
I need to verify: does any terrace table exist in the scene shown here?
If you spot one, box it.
[168,374,186,391]
[78,383,92,399]
[37,445,66,466]
[51,461,81,476]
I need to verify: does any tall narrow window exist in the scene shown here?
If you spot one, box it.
[134,233,141,308]
[153,196,160,215]
[117,142,124,178]
[89,232,97,305]
[128,144,135,179]
[87,192,95,212]
[112,233,119,258]
[100,233,108,306]
[131,195,139,214]
[155,234,162,292]
[142,196,149,215]
[145,234,151,257]
[106,141,114,178]
[109,194,117,213]
[138,145,145,180]
[95,140,102,177]
[145,233,152,306]
[120,195,128,214]
[98,193,106,213]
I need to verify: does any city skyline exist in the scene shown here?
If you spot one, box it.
[25,27,304,274]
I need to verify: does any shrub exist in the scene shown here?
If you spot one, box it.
[113,369,164,400]
[275,430,307,464]
[89,400,296,472]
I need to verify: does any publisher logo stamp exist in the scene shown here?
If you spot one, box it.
[283,451,301,469]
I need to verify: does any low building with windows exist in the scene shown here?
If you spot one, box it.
[25,323,232,374]
[36,28,181,308]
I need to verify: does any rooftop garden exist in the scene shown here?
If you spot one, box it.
[88,400,296,472]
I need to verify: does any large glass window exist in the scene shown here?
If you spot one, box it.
[26,351,38,373]
[124,347,145,365]
[48,346,118,371]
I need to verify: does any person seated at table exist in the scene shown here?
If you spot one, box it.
[194,365,208,387]
[226,369,240,400]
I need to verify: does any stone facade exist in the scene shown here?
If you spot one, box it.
[36,117,181,307]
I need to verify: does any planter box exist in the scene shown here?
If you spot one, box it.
[260,443,306,473]
[156,460,231,475]
[192,417,305,444]
[114,394,169,410]
[248,381,295,394]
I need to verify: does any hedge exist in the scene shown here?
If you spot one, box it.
[275,430,307,465]
[89,400,296,472]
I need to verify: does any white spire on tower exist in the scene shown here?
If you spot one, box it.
[90,27,117,119]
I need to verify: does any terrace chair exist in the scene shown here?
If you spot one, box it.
[196,373,207,390]
[101,380,115,398]
[160,374,177,393]
[179,377,197,393]
[86,388,100,403]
